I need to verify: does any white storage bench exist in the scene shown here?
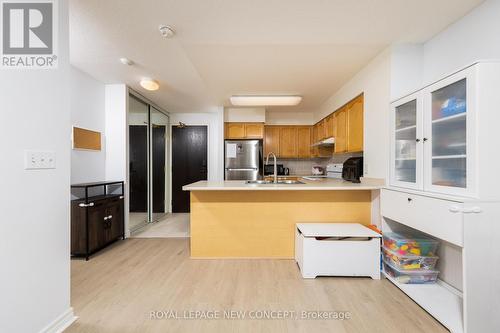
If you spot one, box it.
[295,223,381,279]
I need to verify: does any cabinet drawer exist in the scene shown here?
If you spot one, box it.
[381,189,463,246]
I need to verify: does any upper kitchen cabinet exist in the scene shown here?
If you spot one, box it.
[264,125,312,158]
[244,123,265,138]
[390,95,423,190]
[279,126,298,158]
[225,122,264,139]
[347,94,364,152]
[388,63,500,198]
[334,107,348,153]
[317,119,326,141]
[325,114,335,138]
[297,126,312,158]
[423,69,472,196]
[264,126,280,156]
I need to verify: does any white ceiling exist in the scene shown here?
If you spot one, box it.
[69,0,483,113]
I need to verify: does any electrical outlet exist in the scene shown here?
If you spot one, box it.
[25,151,56,170]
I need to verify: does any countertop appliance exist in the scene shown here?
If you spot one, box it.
[264,163,284,176]
[312,166,324,175]
[225,140,262,180]
[342,157,364,183]
[326,163,344,179]
[302,164,343,180]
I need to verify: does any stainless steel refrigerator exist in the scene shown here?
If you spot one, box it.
[224,140,262,180]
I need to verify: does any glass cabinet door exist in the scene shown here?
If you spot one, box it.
[429,78,467,189]
[391,97,422,189]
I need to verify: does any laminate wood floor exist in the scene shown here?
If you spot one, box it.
[67,238,447,333]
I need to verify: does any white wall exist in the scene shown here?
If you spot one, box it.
[314,48,392,179]
[170,109,225,182]
[70,67,106,183]
[105,85,128,182]
[224,107,266,122]
[423,0,500,84]
[265,110,314,125]
[0,1,75,332]
[390,44,424,100]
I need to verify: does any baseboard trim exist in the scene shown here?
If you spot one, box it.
[39,308,77,333]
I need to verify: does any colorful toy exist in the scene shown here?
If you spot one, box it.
[382,232,439,257]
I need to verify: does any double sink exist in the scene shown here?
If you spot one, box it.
[246,179,305,185]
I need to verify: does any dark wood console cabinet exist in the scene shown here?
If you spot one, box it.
[71,181,125,260]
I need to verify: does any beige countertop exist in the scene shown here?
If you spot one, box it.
[183,178,384,191]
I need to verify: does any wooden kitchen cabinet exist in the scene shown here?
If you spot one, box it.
[297,126,312,158]
[244,123,264,138]
[334,107,348,153]
[279,126,298,158]
[264,126,280,156]
[325,114,335,138]
[225,123,246,138]
[317,119,326,141]
[347,95,364,152]
[225,122,264,139]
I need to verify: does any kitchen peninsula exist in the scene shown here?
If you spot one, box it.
[183,178,383,258]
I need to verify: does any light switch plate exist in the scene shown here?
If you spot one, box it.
[25,150,56,169]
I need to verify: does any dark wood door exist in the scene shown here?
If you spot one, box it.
[129,125,148,212]
[172,126,208,212]
[106,197,124,241]
[152,125,166,213]
[87,201,107,252]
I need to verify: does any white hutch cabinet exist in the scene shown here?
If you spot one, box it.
[384,62,500,333]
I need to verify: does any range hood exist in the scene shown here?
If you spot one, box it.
[311,137,335,147]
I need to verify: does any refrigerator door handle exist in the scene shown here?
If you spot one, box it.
[226,168,258,171]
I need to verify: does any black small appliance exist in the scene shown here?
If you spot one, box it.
[342,157,363,183]
[264,164,285,175]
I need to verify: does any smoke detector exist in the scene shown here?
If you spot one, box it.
[159,25,175,38]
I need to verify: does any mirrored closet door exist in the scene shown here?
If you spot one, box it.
[128,94,170,231]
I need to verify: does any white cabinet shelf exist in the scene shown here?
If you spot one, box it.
[383,271,463,333]
[431,112,466,124]
[432,155,466,160]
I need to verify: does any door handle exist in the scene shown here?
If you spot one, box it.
[79,202,95,208]
[104,216,109,221]
[462,207,482,214]
[108,215,112,219]
[449,205,460,213]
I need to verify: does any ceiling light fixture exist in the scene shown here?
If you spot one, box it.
[230,95,302,106]
[119,57,134,66]
[140,78,160,91]
[159,25,175,38]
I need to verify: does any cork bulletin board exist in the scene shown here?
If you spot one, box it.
[73,126,101,151]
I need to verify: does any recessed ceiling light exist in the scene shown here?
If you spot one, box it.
[119,57,134,66]
[140,78,159,91]
[230,95,302,106]
[159,25,175,38]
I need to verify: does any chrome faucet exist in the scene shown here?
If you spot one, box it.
[265,152,278,184]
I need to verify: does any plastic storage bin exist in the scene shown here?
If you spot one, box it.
[382,246,438,271]
[383,260,439,284]
[382,232,439,256]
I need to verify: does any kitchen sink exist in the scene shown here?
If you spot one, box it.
[245,180,273,184]
[277,180,304,184]
[245,180,304,185]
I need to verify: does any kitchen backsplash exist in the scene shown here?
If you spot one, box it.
[276,152,362,175]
